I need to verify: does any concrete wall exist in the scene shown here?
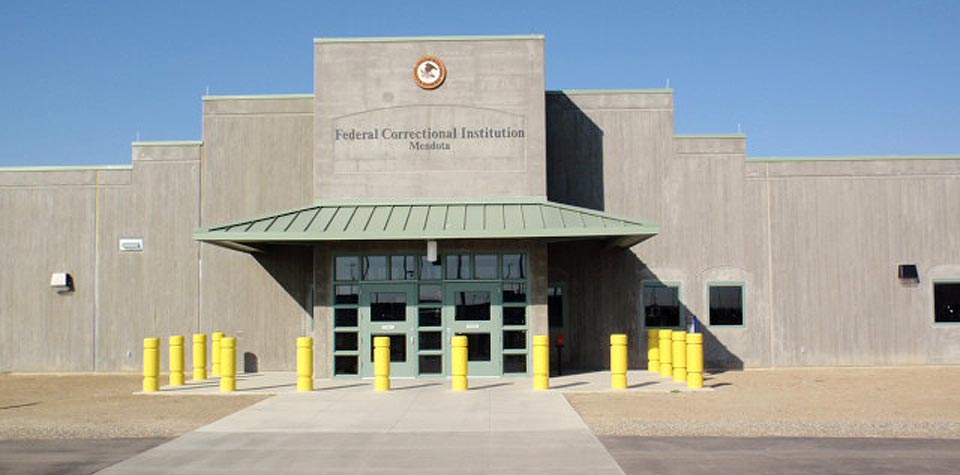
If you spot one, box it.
[199,95,315,371]
[315,37,546,200]
[752,158,960,366]
[547,88,960,368]
[94,144,201,371]
[0,142,202,372]
[0,169,102,371]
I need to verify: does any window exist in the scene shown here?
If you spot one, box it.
[446,254,472,280]
[934,282,960,323]
[709,284,744,326]
[643,283,681,328]
[548,285,564,328]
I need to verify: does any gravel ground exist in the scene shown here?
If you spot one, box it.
[566,367,960,439]
[0,374,267,440]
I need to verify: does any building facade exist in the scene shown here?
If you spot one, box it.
[2,35,959,375]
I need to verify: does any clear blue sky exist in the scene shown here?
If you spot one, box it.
[1,0,957,166]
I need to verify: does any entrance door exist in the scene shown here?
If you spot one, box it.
[360,284,416,378]
[445,282,502,376]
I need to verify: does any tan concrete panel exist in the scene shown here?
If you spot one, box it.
[203,96,314,116]
[766,174,960,366]
[762,159,960,177]
[0,170,102,187]
[675,137,747,155]
[315,38,546,200]
[95,152,201,371]
[0,187,96,371]
[200,98,315,372]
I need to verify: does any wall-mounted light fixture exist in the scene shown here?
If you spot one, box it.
[50,272,74,293]
[898,264,919,285]
[427,240,438,263]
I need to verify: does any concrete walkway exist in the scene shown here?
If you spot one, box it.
[100,372,688,474]
[143,369,694,395]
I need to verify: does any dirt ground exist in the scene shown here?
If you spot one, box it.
[0,374,266,440]
[566,367,960,439]
[3,368,959,441]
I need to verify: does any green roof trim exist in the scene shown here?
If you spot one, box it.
[0,164,132,172]
[202,94,314,101]
[749,155,960,162]
[547,89,673,95]
[194,197,658,251]
[314,35,544,44]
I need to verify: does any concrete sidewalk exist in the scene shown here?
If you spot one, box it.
[100,375,662,474]
[144,369,694,395]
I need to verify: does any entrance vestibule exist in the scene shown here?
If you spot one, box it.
[332,253,531,378]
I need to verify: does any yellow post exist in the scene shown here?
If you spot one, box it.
[192,333,207,380]
[686,333,704,389]
[610,334,628,389]
[533,335,549,390]
[168,335,185,387]
[658,329,673,377]
[220,337,236,392]
[374,336,390,392]
[212,332,225,377]
[297,337,314,392]
[672,331,687,383]
[452,335,468,391]
[647,329,659,372]
[142,337,160,392]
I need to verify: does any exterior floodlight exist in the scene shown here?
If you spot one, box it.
[50,272,73,292]
[898,264,919,284]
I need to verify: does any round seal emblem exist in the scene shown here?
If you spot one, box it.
[414,56,446,90]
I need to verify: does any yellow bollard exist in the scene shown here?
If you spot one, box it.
[192,334,207,380]
[672,331,687,383]
[169,335,185,387]
[297,337,314,392]
[533,335,549,390]
[647,329,659,372]
[687,333,704,389]
[374,336,390,392]
[220,337,236,392]
[142,338,160,392]
[659,329,673,377]
[610,334,628,389]
[212,332,225,377]
[452,335,468,391]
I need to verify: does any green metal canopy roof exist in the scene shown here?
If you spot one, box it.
[193,197,659,252]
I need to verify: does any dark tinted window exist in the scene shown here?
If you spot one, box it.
[502,254,525,279]
[446,254,472,280]
[454,291,491,321]
[335,256,359,281]
[935,283,960,323]
[334,285,359,305]
[362,256,388,280]
[419,256,442,280]
[709,286,744,326]
[475,254,498,279]
[370,292,406,322]
[548,286,563,328]
[391,255,417,280]
[643,285,680,327]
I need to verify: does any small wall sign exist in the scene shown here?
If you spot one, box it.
[119,238,144,252]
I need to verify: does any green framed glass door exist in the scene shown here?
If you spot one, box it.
[360,283,417,378]
[445,282,502,376]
